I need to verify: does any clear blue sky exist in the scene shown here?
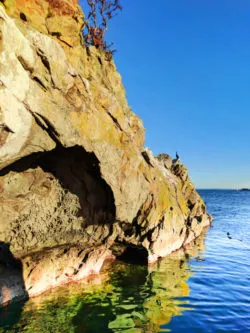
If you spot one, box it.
[80,0,250,189]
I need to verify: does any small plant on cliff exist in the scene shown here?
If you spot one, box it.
[82,0,122,60]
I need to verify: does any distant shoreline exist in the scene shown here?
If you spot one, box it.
[197,188,250,191]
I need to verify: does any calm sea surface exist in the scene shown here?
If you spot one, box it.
[0,190,250,332]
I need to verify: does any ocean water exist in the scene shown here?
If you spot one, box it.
[0,190,249,332]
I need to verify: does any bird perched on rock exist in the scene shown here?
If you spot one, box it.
[173,151,180,164]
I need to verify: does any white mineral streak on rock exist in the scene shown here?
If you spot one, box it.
[0,6,34,161]
[27,29,75,91]
[0,6,34,101]
[0,90,32,160]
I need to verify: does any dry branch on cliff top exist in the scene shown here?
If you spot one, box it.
[82,0,122,59]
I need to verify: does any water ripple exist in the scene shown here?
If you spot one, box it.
[0,190,250,332]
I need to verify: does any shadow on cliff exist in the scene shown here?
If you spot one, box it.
[0,242,28,331]
[0,145,116,226]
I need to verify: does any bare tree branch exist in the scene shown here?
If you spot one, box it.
[82,0,122,60]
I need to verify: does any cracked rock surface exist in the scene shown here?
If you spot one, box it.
[0,0,212,305]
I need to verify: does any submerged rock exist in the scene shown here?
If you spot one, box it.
[0,0,212,305]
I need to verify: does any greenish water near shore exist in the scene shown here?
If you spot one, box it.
[1,190,250,332]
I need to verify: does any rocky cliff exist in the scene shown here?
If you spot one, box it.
[0,0,211,305]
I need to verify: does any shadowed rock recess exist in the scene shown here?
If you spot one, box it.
[0,0,212,305]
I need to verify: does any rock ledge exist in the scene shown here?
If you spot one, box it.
[0,0,211,305]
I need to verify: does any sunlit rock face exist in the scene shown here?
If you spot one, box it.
[0,0,211,305]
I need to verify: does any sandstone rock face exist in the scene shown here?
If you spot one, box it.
[157,153,173,169]
[0,0,212,305]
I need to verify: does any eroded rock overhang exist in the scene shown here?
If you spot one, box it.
[0,1,211,305]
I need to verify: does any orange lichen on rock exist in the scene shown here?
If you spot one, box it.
[47,0,79,16]
[0,1,211,305]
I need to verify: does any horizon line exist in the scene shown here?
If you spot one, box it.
[197,188,249,190]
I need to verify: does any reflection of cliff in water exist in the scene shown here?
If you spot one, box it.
[1,233,207,333]
[0,242,28,331]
